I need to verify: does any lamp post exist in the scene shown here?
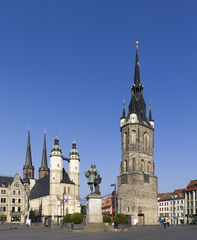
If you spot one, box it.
[110,184,116,217]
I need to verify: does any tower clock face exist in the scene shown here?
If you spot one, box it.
[130,114,137,123]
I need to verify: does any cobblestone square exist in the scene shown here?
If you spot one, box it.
[0,225,197,240]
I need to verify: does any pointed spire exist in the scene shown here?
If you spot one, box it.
[134,41,141,85]
[122,98,126,118]
[40,132,48,170]
[24,129,33,168]
[149,100,153,121]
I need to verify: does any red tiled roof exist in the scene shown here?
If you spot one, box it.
[185,180,197,191]
[158,192,173,201]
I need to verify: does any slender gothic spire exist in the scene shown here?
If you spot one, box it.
[149,100,153,121]
[122,98,126,118]
[24,129,33,168]
[134,41,141,85]
[40,132,48,170]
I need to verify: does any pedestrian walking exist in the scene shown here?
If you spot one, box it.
[163,218,167,229]
[158,217,163,229]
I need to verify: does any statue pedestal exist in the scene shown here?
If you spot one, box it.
[86,194,102,223]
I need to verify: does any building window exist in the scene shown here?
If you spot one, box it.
[14,182,19,187]
[12,199,15,203]
[1,198,6,203]
[18,199,21,204]
[12,207,15,212]
[123,132,127,151]
[18,191,20,195]
[147,161,151,173]
[132,158,136,171]
[68,187,70,194]
[131,130,136,144]
[0,206,6,212]
[64,187,66,194]
[13,190,16,195]
[29,172,31,178]
[18,207,21,212]
[143,133,149,151]
[124,160,128,172]
[141,160,145,172]
[1,189,6,194]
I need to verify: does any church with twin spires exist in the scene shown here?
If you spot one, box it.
[117,42,158,225]
[0,130,81,224]
[24,131,81,224]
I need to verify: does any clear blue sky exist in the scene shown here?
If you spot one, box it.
[0,0,197,199]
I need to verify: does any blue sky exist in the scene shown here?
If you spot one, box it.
[0,0,197,199]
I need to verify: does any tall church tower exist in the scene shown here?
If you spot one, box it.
[117,42,158,225]
[68,139,80,199]
[39,132,50,179]
[23,129,34,180]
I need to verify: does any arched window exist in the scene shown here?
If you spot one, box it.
[29,172,31,178]
[147,161,151,173]
[123,132,127,150]
[144,133,149,151]
[131,130,136,144]
[141,160,145,172]
[124,160,128,172]
[133,158,136,171]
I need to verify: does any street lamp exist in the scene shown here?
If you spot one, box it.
[110,183,117,217]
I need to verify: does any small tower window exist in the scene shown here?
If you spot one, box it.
[141,160,145,172]
[132,158,136,171]
[123,132,127,151]
[147,161,151,173]
[143,133,149,151]
[131,130,136,144]
[29,172,31,178]
[124,160,128,172]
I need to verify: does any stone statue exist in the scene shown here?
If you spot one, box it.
[85,164,102,194]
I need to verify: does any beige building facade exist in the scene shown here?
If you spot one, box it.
[0,173,28,223]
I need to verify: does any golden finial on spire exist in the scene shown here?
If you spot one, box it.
[136,40,139,45]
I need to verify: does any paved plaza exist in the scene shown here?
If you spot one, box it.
[0,225,197,240]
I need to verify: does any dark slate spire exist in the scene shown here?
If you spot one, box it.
[134,41,141,85]
[24,129,33,168]
[121,98,126,119]
[128,41,151,127]
[149,100,153,121]
[40,132,49,170]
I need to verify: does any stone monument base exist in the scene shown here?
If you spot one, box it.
[86,194,102,223]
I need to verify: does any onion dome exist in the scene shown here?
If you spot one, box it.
[51,135,62,153]
[69,139,79,156]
